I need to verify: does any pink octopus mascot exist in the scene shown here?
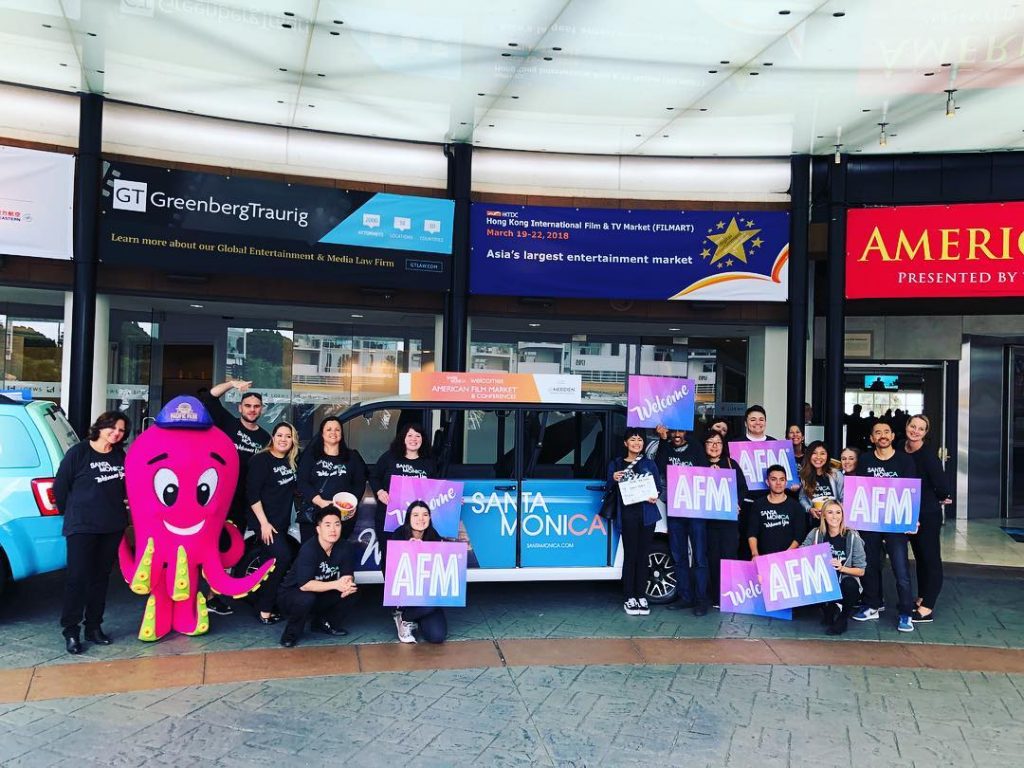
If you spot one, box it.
[119,396,274,640]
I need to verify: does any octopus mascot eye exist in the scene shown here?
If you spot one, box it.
[119,396,275,641]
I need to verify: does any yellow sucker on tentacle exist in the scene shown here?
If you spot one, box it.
[184,593,210,636]
[129,538,155,595]
[171,545,190,602]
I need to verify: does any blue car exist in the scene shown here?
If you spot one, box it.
[0,393,80,595]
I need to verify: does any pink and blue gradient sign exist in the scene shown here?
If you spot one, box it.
[667,466,739,521]
[844,475,921,533]
[383,540,468,607]
[626,375,695,430]
[718,560,791,620]
[754,543,842,612]
[384,476,464,538]
[730,440,799,491]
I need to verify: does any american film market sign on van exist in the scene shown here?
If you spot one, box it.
[846,202,1024,299]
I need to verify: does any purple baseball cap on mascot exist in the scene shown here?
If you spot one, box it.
[155,395,214,429]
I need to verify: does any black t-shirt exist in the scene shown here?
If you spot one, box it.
[747,495,805,555]
[856,450,917,480]
[812,475,833,503]
[245,452,297,532]
[201,392,270,498]
[53,441,128,535]
[297,450,368,512]
[827,533,848,564]
[280,537,355,590]
[370,452,435,496]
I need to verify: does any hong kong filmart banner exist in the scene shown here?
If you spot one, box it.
[469,203,790,301]
[100,161,454,289]
[0,146,74,260]
[847,202,1024,299]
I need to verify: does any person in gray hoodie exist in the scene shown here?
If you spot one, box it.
[801,499,865,635]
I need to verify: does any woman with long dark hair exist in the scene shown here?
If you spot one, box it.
[370,422,434,569]
[787,423,806,466]
[54,411,130,654]
[296,416,367,543]
[390,500,448,644]
[903,414,951,623]
[607,428,662,616]
[246,421,299,624]
[703,430,747,607]
[798,440,844,528]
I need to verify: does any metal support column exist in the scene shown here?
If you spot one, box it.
[68,93,103,436]
[824,157,847,456]
[787,155,811,429]
[442,142,471,372]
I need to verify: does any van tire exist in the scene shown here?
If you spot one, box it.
[645,537,677,604]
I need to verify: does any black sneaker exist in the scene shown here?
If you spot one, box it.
[311,620,348,637]
[206,596,234,616]
[911,609,935,623]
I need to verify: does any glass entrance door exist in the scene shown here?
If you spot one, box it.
[1009,347,1024,519]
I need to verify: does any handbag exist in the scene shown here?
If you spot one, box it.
[598,456,642,519]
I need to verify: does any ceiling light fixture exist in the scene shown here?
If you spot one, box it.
[833,143,842,164]
[668,327,681,331]
[945,89,957,117]
[351,314,364,318]
[878,122,888,147]
[778,10,791,15]
[528,323,541,327]
[189,303,204,309]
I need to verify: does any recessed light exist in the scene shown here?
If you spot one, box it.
[528,323,541,327]
[862,108,871,112]
[508,42,518,47]
[635,133,642,137]
[543,56,553,61]
[552,46,562,51]
[459,121,467,125]
[501,52,512,57]
[317,73,325,77]
[749,71,759,75]
[764,62,773,66]
[699,108,708,112]
[488,124,494,127]
[477,92,485,96]
[720,60,730,64]
[86,31,97,37]
[779,9,791,14]
[189,303,204,309]
[279,67,288,72]
[708,69,718,74]
[330,30,339,35]
[941,62,952,67]
[351,313,364,319]
[511,95,519,99]
[662,134,669,138]
[924,72,935,76]
[668,327,681,331]
[277,100,284,103]
[333,19,343,24]
[284,11,295,17]
[307,104,315,107]
[666,106,675,110]
[281,23,292,28]
[59,62,67,67]
[832,11,846,17]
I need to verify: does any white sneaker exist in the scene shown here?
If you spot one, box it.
[624,598,641,616]
[637,598,651,615]
[394,612,417,643]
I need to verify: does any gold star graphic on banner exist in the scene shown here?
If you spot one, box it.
[700,247,711,258]
[716,220,726,230]
[752,237,763,248]
[706,216,761,264]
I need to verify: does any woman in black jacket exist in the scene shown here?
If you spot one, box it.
[370,422,435,570]
[296,417,367,543]
[54,411,130,654]
[903,414,951,623]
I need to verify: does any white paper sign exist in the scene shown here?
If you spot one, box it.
[618,473,658,506]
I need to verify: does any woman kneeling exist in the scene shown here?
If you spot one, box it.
[391,500,449,644]
[801,499,865,635]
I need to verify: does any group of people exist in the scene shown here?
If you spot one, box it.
[606,405,950,635]
[54,379,449,654]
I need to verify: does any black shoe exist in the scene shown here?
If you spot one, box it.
[694,604,708,617]
[665,599,694,611]
[207,596,234,616]
[826,616,849,636]
[85,629,113,645]
[257,613,281,625]
[311,620,348,637]
[911,609,935,623]
[280,633,298,648]
[65,635,83,655]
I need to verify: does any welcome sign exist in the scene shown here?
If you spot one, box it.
[718,560,792,620]
[384,476,464,538]
[667,466,738,521]
[730,440,799,491]
[626,375,695,430]
[844,475,921,533]
[383,540,468,607]
[755,543,842,612]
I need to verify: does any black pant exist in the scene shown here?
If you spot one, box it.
[251,534,293,613]
[374,502,391,572]
[822,576,861,625]
[61,531,122,636]
[278,588,354,639]
[706,520,739,603]
[620,507,654,600]
[910,510,944,610]
[401,606,448,643]
[860,531,913,616]
[737,502,753,560]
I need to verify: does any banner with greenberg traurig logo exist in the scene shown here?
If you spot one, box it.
[99,161,454,289]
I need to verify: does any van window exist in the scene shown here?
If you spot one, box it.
[42,406,79,455]
[0,416,41,468]
[523,410,607,479]
[342,408,431,466]
[455,409,515,478]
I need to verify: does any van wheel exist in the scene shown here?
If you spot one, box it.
[645,538,677,604]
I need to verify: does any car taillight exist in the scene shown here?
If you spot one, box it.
[32,478,60,516]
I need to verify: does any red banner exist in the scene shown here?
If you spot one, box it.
[846,202,1024,299]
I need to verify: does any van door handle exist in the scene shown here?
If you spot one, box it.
[586,484,607,491]
[494,485,516,491]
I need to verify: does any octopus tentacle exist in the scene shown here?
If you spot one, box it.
[205,559,275,599]
[218,521,245,568]
[170,545,191,602]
